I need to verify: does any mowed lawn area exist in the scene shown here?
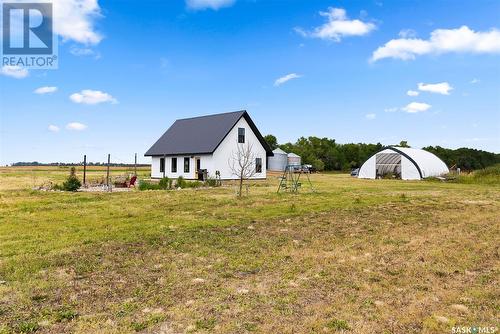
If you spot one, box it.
[0,167,498,334]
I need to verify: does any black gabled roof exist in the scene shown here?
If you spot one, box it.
[144,110,273,157]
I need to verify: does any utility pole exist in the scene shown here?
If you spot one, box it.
[106,154,110,190]
[134,153,137,176]
[83,155,87,185]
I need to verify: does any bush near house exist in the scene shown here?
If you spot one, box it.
[176,176,187,189]
[158,177,172,190]
[138,181,161,191]
[205,177,218,187]
[138,176,216,191]
[185,180,202,188]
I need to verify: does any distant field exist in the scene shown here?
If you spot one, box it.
[0,166,150,191]
[0,166,498,333]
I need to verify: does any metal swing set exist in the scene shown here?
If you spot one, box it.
[277,165,314,193]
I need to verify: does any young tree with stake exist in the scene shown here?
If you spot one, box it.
[229,142,256,197]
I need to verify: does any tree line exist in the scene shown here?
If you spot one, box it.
[264,135,500,171]
[423,146,500,171]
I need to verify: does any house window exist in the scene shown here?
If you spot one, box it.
[160,158,165,173]
[256,158,262,173]
[171,157,177,173]
[238,127,245,143]
[184,157,190,173]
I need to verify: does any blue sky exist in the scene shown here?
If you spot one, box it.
[1,0,499,164]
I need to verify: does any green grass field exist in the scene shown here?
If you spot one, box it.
[0,167,498,333]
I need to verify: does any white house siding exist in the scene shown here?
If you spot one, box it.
[212,117,267,180]
[151,154,213,179]
[151,118,266,180]
[151,156,161,178]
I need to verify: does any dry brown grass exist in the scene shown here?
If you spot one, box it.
[0,167,498,333]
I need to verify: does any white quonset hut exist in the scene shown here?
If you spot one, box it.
[267,148,288,171]
[358,146,449,180]
[287,153,301,166]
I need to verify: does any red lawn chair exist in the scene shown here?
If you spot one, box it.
[128,176,137,188]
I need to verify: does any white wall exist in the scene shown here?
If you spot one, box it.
[150,117,267,180]
[401,156,420,180]
[151,154,212,179]
[357,154,376,179]
[212,117,267,179]
[397,147,449,178]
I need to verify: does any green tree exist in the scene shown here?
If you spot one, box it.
[62,167,82,191]
[277,136,497,172]
[264,134,278,150]
[399,140,410,147]
[423,146,499,170]
[312,158,325,171]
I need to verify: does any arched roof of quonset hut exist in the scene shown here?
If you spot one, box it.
[358,146,449,180]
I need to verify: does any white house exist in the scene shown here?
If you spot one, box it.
[145,110,273,180]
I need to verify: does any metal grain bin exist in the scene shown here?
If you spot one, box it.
[267,148,288,171]
[287,152,301,166]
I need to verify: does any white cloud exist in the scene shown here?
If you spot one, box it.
[418,82,453,95]
[274,73,302,86]
[384,107,398,113]
[8,0,103,45]
[70,46,100,59]
[470,78,480,84]
[399,29,417,38]
[407,90,419,96]
[66,122,87,131]
[295,7,375,42]
[48,125,60,132]
[53,0,103,44]
[34,86,58,94]
[402,102,431,113]
[365,113,376,120]
[371,26,500,62]
[69,89,118,104]
[186,0,235,10]
[1,65,29,79]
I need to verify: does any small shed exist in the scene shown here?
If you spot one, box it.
[287,152,301,166]
[267,148,288,171]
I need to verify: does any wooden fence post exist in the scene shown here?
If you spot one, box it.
[83,155,87,185]
[106,154,110,190]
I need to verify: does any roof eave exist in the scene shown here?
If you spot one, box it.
[144,151,213,157]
